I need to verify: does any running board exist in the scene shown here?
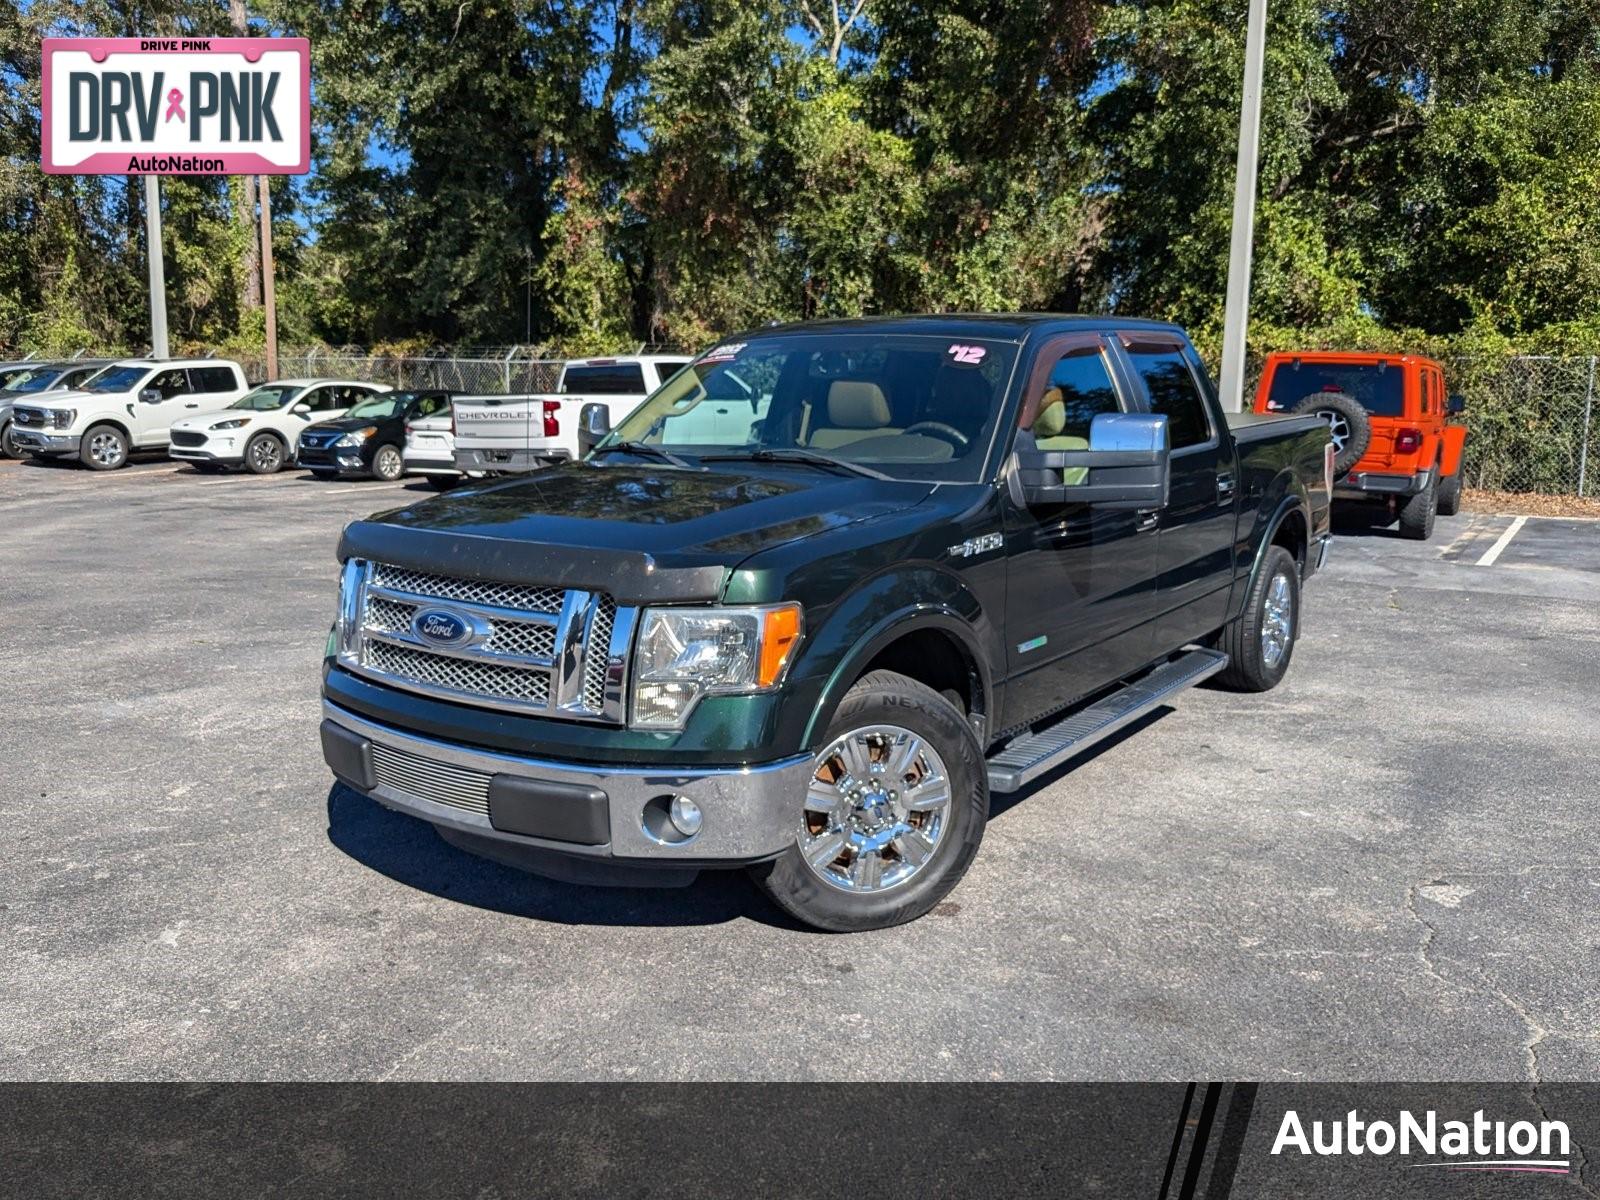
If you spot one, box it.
[986,649,1229,793]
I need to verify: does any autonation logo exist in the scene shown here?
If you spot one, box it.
[1272,1108,1572,1175]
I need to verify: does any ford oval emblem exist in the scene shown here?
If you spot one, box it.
[412,608,475,647]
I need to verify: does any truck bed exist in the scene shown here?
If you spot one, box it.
[1225,409,1327,444]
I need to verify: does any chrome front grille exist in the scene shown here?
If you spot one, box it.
[342,560,634,722]
[371,742,490,815]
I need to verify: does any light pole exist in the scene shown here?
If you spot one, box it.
[143,175,169,358]
[1217,0,1268,412]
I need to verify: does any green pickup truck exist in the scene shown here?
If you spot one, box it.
[321,315,1332,931]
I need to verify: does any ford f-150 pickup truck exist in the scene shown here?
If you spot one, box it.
[450,355,691,475]
[322,315,1332,931]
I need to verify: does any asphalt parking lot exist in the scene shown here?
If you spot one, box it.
[3,454,1598,1082]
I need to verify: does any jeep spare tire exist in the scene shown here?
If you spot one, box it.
[1290,391,1370,477]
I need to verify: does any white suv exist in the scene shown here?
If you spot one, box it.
[168,379,391,475]
[9,358,248,470]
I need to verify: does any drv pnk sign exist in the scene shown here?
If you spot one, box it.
[42,37,309,175]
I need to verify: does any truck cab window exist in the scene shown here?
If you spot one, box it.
[150,369,189,399]
[1024,347,1121,448]
[564,364,646,394]
[1126,347,1210,449]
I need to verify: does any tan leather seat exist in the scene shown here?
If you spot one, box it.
[807,379,901,449]
[1031,387,1089,484]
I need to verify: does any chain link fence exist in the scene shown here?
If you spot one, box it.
[234,347,568,394]
[1446,355,1597,496]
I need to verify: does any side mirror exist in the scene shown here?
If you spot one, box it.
[139,387,162,403]
[1013,412,1170,510]
[1447,393,1466,415]
[292,403,311,415]
[578,402,611,456]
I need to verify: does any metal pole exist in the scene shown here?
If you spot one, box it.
[259,176,279,381]
[1216,0,1269,412]
[1578,355,1596,498]
[143,175,169,358]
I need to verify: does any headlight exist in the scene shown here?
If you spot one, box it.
[631,603,802,728]
[336,426,378,447]
[210,417,250,430]
[50,409,75,428]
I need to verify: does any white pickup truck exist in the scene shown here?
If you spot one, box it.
[451,355,690,474]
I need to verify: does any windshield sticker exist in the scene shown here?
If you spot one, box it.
[947,344,987,365]
[702,342,747,363]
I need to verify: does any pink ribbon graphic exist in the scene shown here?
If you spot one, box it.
[164,88,185,123]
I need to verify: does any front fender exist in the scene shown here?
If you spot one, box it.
[790,567,996,750]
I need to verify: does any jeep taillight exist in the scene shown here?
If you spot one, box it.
[1395,428,1423,453]
[543,400,560,438]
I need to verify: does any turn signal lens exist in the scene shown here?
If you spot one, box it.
[542,400,561,438]
[758,604,803,687]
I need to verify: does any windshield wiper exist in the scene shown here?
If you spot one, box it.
[700,448,893,480]
[593,441,700,470]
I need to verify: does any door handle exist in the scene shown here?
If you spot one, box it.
[1216,473,1236,503]
[1136,509,1160,531]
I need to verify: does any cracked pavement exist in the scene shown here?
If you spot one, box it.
[2,459,1598,1080]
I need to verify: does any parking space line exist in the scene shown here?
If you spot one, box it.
[1475,515,1528,566]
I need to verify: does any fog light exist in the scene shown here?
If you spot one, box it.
[669,796,703,838]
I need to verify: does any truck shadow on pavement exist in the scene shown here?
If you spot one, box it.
[325,785,806,929]
[986,708,1171,820]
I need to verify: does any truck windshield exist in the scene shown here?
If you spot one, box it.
[2,367,66,393]
[598,333,1020,483]
[82,365,151,393]
[1267,360,1405,416]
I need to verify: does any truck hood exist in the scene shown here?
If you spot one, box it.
[10,389,96,411]
[339,460,935,604]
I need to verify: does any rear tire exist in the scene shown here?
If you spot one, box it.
[1290,391,1370,477]
[1398,477,1437,540]
[1215,545,1300,693]
[1436,471,1462,517]
[751,671,987,932]
[79,424,129,471]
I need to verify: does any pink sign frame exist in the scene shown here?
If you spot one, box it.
[42,37,310,175]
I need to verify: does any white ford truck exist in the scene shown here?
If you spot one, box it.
[9,358,249,470]
[451,355,690,474]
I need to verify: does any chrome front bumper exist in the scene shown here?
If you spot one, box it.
[10,430,80,454]
[321,701,811,869]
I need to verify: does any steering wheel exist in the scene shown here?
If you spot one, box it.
[902,421,970,449]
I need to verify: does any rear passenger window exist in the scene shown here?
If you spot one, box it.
[192,366,238,393]
[563,364,647,395]
[1025,346,1121,445]
[1125,346,1211,449]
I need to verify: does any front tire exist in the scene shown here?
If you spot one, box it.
[372,443,405,481]
[1215,545,1300,693]
[1398,477,1437,540]
[243,432,286,475]
[751,671,987,932]
[80,424,129,470]
[0,420,20,459]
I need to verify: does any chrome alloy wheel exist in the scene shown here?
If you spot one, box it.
[88,430,126,467]
[798,724,952,894]
[1261,572,1293,670]
[1313,408,1350,453]
[249,435,283,473]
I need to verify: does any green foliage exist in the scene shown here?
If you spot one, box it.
[2,0,1599,362]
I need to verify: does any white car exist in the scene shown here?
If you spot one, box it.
[9,358,249,470]
[167,379,391,475]
[402,407,468,489]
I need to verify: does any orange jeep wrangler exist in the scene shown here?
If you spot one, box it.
[1253,351,1467,540]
